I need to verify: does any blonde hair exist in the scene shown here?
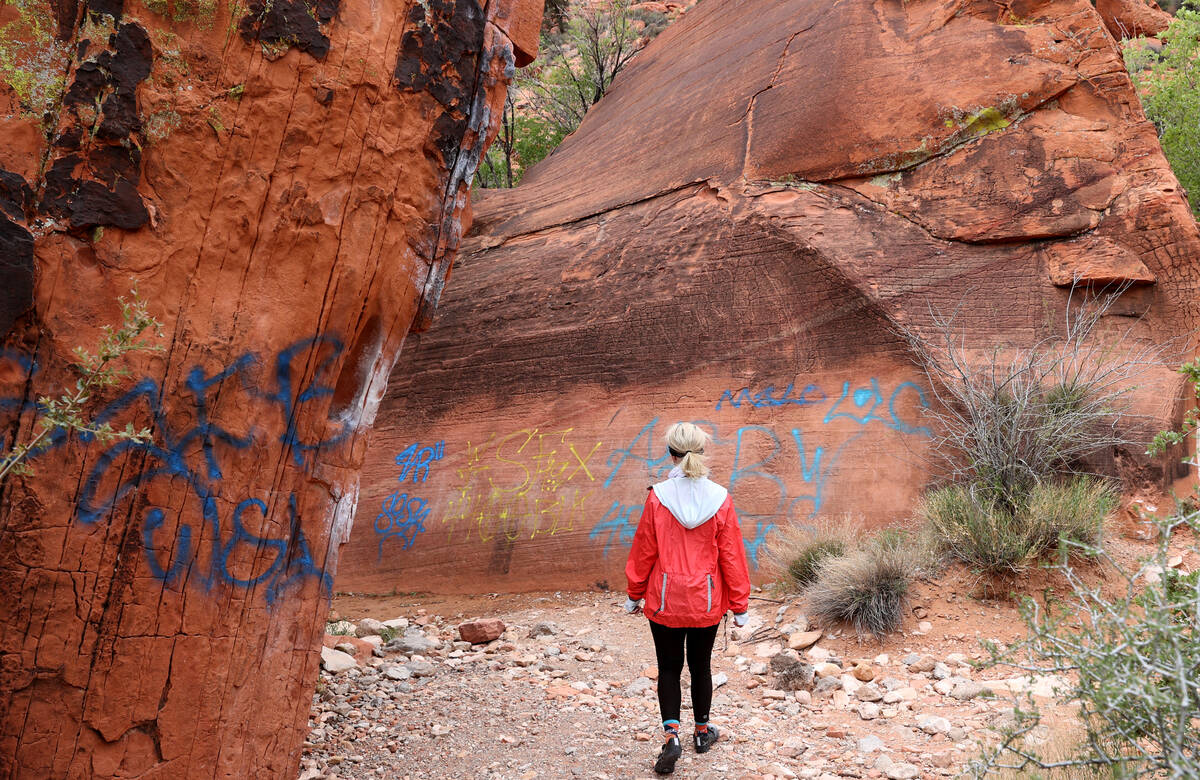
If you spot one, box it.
[665,422,711,479]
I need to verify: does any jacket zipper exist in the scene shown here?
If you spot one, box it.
[655,572,667,615]
[706,574,713,612]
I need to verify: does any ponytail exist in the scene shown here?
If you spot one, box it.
[678,450,708,479]
[665,422,711,479]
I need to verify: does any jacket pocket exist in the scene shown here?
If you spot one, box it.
[661,571,716,617]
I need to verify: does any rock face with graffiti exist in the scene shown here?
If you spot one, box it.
[346,372,935,592]
[0,0,541,776]
[340,0,1200,594]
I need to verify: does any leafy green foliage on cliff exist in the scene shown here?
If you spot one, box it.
[475,0,670,189]
[1126,6,1200,218]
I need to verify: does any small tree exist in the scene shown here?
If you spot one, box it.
[517,0,647,140]
[476,0,669,189]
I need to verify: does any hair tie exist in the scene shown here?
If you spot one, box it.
[668,446,704,458]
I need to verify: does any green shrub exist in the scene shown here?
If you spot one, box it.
[806,544,921,637]
[764,518,858,593]
[785,538,846,588]
[1126,6,1200,218]
[1025,477,1117,551]
[969,510,1200,778]
[921,477,1116,577]
[921,484,1033,576]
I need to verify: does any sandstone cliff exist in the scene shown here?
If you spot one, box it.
[0,0,539,776]
[337,0,1200,595]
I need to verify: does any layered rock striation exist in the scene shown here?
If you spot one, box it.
[339,0,1200,595]
[0,0,538,776]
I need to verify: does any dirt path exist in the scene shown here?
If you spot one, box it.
[298,574,1084,780]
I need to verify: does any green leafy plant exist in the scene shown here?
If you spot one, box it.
[968,510,1200,778]
[1147,358,1200,460]
[0,290,163,481]
[1125,5,1200,218]
[477,0,662,188]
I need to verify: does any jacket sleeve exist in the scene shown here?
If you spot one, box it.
[716,499,751,614]
[624,492,658,601]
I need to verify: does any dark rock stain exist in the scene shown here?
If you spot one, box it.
[43,23,153,233]
[393,0,486,162]
[238,0,340,60]
[0,170,36,336]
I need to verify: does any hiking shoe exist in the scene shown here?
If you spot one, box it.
[654,736,682,774]
[694,725,720,753]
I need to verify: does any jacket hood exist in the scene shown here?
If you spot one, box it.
[652,470,728,529]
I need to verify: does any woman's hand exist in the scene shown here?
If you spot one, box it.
[623,596,643,615]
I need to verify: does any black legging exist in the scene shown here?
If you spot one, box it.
[648,619,720,726]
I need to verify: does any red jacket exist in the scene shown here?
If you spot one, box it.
[625,488,751,628]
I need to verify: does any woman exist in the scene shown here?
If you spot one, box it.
[623,422,751,775]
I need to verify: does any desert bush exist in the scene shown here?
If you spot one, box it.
[785,538,846,588]
[967,510,1200,778]
[900,288,1163,510]
[920,477,1116,577]
[1025,477,1117,551]
[806,543,922,636]
[763,518,858,592]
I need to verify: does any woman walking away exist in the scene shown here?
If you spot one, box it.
[623,422,752,775]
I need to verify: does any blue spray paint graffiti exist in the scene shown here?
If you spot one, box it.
[1,337,350,604]
[715,383,826,411]
[395,440,445,483]
[824,379,932,437]
[589,500,641,556]
[595,378,931,566]
[376,441,445,559]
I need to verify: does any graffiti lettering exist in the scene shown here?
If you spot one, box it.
[716,383,825,411]
[823,379,932,437]
[594,378,931,565]
[441,427,602,544]
[396,440,445,483]
[3,337,349,604]
[589,499,641,555]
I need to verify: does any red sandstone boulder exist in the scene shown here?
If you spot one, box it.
[322,634,378,660]
[337,0,1200,596]
[0,0,540,776]
[1097,0,1173,40]
[458,618,506,644]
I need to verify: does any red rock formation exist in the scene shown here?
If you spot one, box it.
[1097,0,1173,40]
[335,0,1200,595]
[0,0,539,776]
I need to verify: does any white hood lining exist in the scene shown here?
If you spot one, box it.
[652,468,728,529]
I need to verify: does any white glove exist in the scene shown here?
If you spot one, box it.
[624,597,643,614]
[733,612,749,627]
